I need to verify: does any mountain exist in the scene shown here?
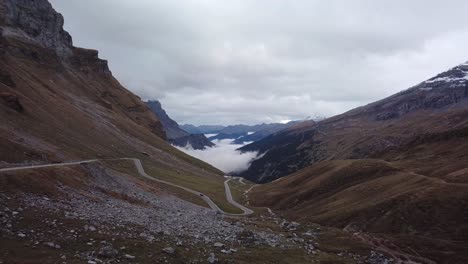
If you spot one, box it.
[145,100,188,139]
[240,63,468,183]
[232,121,301,144]
[0,2,411,263]
[179,124,225,134]
[0,0,226,176]
[184,122,299,144]
[145,100,214,149]
[245,63,468,262]
[220,123,294,134]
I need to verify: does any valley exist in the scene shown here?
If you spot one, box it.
[1,0,468,263]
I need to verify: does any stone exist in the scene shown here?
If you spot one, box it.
[213,242,224,248]
[124,254,136,259]
[207,253,217,263]
[162,247,175,255]
[44,242,61,249]
[98,245,118,258]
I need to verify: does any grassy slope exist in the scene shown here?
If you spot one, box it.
[0,33,235,212]
[250,158,468,263]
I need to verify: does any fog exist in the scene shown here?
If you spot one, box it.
[175,139,259,174]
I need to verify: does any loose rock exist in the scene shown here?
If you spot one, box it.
[162,247,176,255]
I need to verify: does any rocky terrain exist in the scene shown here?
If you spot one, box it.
[146,100,214,150]
[0,159,396,263]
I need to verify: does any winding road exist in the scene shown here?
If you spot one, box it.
[223,178,254,215]
[0,158,253,216]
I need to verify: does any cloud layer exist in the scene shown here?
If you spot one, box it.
[50,0,468,124]
[175,139,258,173]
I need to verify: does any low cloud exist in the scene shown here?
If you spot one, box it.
[175,139,258,174]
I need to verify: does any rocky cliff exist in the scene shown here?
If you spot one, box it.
[146,100,214,149]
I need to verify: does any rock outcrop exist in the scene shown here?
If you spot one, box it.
[1,0,73,57]
[146,100,214,149]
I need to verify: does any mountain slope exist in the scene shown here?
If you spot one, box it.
[180,124,225,134]
[246,63,468,262]
[240,63,468,183]
[145,100,214,149]
[145,100,188,139]
[0,0,233,205]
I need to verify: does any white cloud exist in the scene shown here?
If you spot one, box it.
[175,139,259,173]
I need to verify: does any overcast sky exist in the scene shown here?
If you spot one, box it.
[50,0,468,125]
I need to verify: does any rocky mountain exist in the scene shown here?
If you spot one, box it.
[184,122,299,144]
[179,124,225,134]
[146,100,214,149]
[145,100,187,139]
[244,63,468,262]
[240,62,468,183]
[232,121,301,144]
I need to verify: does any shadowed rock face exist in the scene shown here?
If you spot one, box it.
[146,100,189,140]
[169,134,215,150]
[240,62,468,183]
[146,100,214,149]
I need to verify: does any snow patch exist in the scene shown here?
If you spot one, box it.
[419,87,433,91]
[424,68,468,84]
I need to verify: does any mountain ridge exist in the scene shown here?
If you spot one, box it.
[240,61,468,183]
[245,61,468,262]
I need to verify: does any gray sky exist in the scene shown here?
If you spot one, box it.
[50,0,468,125]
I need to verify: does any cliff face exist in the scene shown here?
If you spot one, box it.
[146,100,214,149]
[146,100,189,139]
[0,0,171,163]
[1,0,73,57]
